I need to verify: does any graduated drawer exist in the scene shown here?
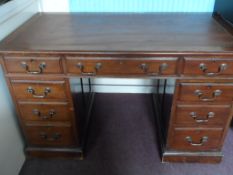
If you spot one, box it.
[168,127,223,151]
[24,123,75,147]
[183,57,233,77]
[10,79,67,101]
[4,56,63,74]
[18,102,72,121]
[174,104,232,126]
[177,82,233,102]
[66,57,178,76]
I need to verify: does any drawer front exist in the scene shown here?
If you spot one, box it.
[66,57,177,76]
[25,124,75,146]
[178,83,233,102]
[4,57,63,74]
[183,58,233,76]
[174,104,232,126]
[168,128,223,151]
[18,102,71,121]
[11,80,67,100]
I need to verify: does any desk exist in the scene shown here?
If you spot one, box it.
[0,13,233,163]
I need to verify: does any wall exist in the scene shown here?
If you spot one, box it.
[40,0,215,12]
[69,0,215,12]
[0,0,39,174]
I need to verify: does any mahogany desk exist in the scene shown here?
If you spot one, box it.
[0,13,233,163]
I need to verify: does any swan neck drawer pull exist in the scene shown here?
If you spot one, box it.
[194,89,222,102]
[140,63,168,76]
[189,112,215,123]
[21,61,46,74]
[199,63,228,76]
[39,132,61,141]
[185,136,208,146]
[27,86,51,98]
[32,109,56,120]
[76,62,102,76]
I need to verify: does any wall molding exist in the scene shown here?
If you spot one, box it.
[0,0,39,40]
[0,0,37,25]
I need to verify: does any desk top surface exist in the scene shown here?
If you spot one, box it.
[1,13,233,54]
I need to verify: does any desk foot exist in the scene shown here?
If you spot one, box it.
[161,150,223,163]
[25,147,84,160]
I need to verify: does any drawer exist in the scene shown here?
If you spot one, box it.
[11,80,67,100]
[174,104,232,126]
[4,56,63,74]
[183,57,233,76]
[178,82,233,102]
[168,127,223,151]
[18,102,72,121]
[24,123,75,147]
[66,57,178,76]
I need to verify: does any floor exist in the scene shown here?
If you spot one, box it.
[20,94,233,175]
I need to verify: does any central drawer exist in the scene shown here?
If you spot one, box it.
[66,57,178,76]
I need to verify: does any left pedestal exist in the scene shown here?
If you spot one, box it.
[3,56,83,159]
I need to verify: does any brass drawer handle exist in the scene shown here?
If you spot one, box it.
[140,63,168,76]
[27,86,51,98]
[194,89,222,102]
[185,136,208,146]
[199,63,228,76]
[189,112,215,123]
[39,132,61,141]
[32,109,56,120]
[21,61,46,74]
[76,62,102,76]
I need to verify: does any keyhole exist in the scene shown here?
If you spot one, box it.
[207,85,212,89]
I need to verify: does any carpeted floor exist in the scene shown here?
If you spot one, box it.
[20,93,233,175]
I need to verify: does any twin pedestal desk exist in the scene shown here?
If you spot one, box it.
[0,13,233,163]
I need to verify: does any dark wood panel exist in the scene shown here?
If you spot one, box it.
[0,13,233,52]
[214,0,233,25]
